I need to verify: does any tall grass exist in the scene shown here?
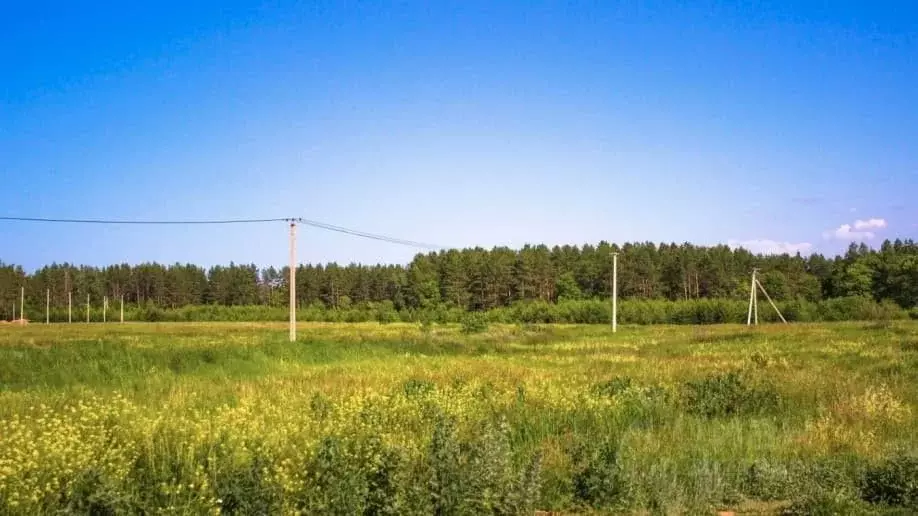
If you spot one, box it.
[0,322,916,513]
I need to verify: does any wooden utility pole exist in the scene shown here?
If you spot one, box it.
[68,291,72,323]
[612,252,618,333]
[46,289,50,324]
[289,220,297,342]
[20,287,24,321]
[120,295,124,323]
[747,269,757,325]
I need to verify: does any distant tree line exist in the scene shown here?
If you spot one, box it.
[2,240,918,318]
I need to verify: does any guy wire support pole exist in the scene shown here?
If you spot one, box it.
[755,277,788,324]
[289,219,297,342]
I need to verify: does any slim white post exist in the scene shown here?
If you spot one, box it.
[747,269,756,325]
[103,296,107,323]
[289,221,297,342]
[612,252,618,333]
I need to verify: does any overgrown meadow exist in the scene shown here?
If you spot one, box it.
[1,322,917,514]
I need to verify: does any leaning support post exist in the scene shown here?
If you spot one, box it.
[755,279,788,324]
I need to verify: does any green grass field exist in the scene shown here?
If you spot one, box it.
[1,322,917,514]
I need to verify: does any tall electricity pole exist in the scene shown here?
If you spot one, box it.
[68,291,72,323]
[612,252,618,333]
[289,220,297,342]
[747,269,757,325]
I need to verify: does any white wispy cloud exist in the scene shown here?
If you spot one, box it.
[853,218,887,230]
[727,239,813,255]
[823,218,887,241]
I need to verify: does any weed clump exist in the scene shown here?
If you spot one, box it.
[682,371,781,418]
[402,378,435,397]
[460,312,489,334]
[901,338,918,352]
[860,454,918,509]
[570,439,627,509]
[592,377,633,397]
[743,459,793,501]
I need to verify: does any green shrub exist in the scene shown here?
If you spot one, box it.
[402,378,435,397]
[592,377,633,397]
[426,417,541,514]
[296,437,371,514]
[860,455,918,509]
[682,371,781,418]
[743,460,793,501]
[570,439,627,509]
[784,490,872,516]
[61,467,133,515]
[213,453,283,515]
[460,312,489,334]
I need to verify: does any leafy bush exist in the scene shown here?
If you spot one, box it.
[860,455,918,509]
[743,460,793,501]
[427,417,541,514]
[74,295,910,324]
[213,453,282,514]
[402,378,435,397]
[570,439,627,509]
[784,490,872,516]
[682,371,781,418]
[460,312,489,334]
[592,377,633,397]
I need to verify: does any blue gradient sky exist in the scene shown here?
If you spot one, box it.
[2,1,916,270]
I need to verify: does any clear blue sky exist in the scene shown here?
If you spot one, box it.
[2,1,916,270]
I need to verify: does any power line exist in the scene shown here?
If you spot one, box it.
[0,216,287,225]
[0,215,445,250]
[295,218,443,250]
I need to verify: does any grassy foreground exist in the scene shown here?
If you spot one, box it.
[1,322,917,514]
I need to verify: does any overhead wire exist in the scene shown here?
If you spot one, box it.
[0,216,288,225]
[0,215,446,250]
